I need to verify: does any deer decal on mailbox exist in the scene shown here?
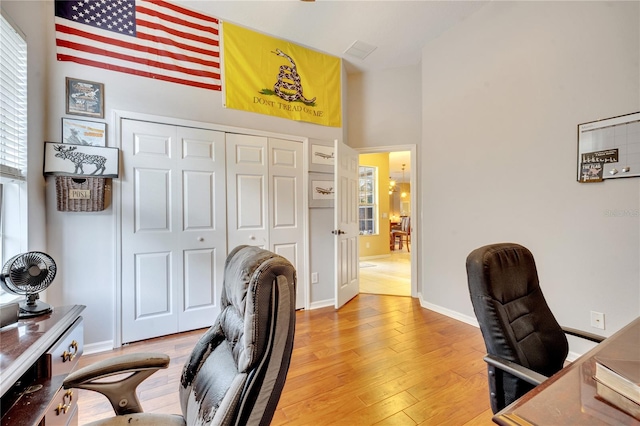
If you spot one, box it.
[53,144,107,175]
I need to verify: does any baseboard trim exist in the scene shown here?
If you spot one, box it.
[84,340,115,354]
[359,254,392,261]
[418,293,479,328]
[309,299,334,310]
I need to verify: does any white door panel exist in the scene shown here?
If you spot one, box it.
[226,134,269,250]
[183,248,216,310]
[237,175,266,229]
[272,176,296,227]
[335,140,360,309]
[134,252,172,318]
[175,126,226,332]
[121,120,226,343]
[183,171,214,229]
[268,138,305,309]
[134,168,171,232]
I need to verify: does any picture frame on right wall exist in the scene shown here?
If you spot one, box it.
[577,111,640,182]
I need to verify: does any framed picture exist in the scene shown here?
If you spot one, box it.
[309,172,334,208]
[309,139,335,173]
[62,118,106,147]
[44,142,119,178]
[577,111,640,182]
[66,77,104,118]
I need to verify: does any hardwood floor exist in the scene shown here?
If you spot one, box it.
[77,295,494,425]
[360,252,411,297]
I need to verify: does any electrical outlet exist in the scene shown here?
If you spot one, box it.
[590,311,605,330]
[311,272,318,284]
[366,242,370,249]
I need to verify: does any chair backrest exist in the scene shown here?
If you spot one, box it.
[465,243,568,413]
[179,245,296,425]
[398,216,410,233]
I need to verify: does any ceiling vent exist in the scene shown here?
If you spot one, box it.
[344,40,377,60]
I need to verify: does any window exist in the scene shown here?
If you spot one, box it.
[358,166,377,235]
[0,11,28,300]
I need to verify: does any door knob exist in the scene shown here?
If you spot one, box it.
[197,237,204,242]
[249,235,256,240]
[331,230,346,235]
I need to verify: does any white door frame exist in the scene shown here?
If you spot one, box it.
[355,144,418,298]
[111,110,310,348]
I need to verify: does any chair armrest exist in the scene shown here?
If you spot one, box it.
[562,326,605,343]
[63,352,170,415]
[483,354,548,386]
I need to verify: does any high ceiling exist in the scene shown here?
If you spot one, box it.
[180,0,489,73]
[179,1,488,180]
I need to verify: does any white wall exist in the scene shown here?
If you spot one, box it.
[420,1,640,339]
[2,1,343,347]
[347,64,422,149]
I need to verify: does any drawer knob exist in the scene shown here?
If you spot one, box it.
[61,340,79,362]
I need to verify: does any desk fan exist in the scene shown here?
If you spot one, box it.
[0,251,56,318]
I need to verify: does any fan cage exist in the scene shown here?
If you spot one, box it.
[1,252,57,295]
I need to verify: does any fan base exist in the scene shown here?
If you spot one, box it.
[18,301,52,319]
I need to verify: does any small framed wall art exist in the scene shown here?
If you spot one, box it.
[62,118,106,147]
[66,77,104,118]
[309,138,335,173]
[44,142,119,178]
[309,172,335,208]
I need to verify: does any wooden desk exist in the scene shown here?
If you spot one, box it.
[494,317,640,425]
[0,305,85,426]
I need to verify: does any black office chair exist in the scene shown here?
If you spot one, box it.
[465,243,604,413]
[64,245,296,425]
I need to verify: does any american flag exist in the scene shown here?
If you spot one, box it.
[55,0,221,91]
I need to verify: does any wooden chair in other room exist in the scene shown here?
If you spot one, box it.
[392,216,411,252]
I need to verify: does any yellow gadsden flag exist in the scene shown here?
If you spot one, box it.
[223,22,342,127]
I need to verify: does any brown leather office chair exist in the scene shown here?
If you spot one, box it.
[64,245,296,425]
[466,243,604,413]
[391,216,410,252]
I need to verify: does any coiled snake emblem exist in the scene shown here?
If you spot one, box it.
[272,49,316,105]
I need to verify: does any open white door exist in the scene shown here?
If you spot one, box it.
[335,140,360,309]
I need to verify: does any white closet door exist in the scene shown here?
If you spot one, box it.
[226,133,269,251]
[268,138,305,309]
[177,126,227,332]
[226,134,305,309]
[121,120,226,343]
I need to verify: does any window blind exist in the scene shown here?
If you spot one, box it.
[0,12,27,181]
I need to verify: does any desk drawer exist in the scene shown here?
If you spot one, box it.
[44,386,78,426]
[45,317,84,377]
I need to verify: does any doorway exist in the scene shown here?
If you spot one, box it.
[356,147,416,297]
